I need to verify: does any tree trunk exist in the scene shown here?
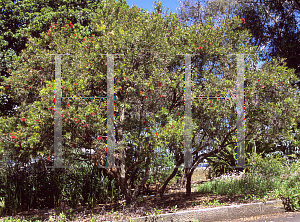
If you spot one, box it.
[159,167,179,200]
[159,157,183,200]
[185,167,196,197]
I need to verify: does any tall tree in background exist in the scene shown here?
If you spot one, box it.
[177,0,300,77]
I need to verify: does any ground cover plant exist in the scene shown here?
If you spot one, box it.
[196,153,300,211]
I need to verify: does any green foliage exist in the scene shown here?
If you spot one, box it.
[197,153,300,212]
[196,153,286,197]
[0,160,120,216]
[1,0,300,208]
[0,0,107,116]
[275,161,300,211]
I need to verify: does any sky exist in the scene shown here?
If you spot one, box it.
[125,0,180,14]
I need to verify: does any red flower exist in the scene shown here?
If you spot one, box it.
[74,83,78,85]
[143,121,147,124]
[145,96,148,100]
[158,82,162,87]
[156,132,158,136]
[177,112,180,115]
[62,86,65,90]
[67,104,70,107]
[76,120,79,123]
[171,125,174,128]
[160,95,162,98]
[242,18,245,24]
[258,79,260,82]
[125,77,128,81]
[97,136,102,141]
[90,63,92,65]
[69,23,73,28]
[47,156,51,161]
[199,46,203,49]
[73,34,76,36]
[53,98,55,103]
[150,90,153,93]
[29,86,32,90]
[5,86,8,89]
[209,43,212,46]
[35,119,39,122]
[61,114,64,117]
[12,136,15,139]
[83,38,85,41]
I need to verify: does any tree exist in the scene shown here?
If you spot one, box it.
[0,0,107,117]
[177,0,300,77]
[1,0,299,206]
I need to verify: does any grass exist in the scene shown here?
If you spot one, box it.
[196,154,300,211]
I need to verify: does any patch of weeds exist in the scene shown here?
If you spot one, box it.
[172,205,177,213]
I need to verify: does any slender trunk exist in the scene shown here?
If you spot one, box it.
[159,157,183,200]
[132,156,151,203]
[185,167,196,197]
[160,167,179,200]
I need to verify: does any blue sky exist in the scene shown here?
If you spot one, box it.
[125,0,180,14]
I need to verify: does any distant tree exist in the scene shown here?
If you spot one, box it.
[177,0,300,78]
